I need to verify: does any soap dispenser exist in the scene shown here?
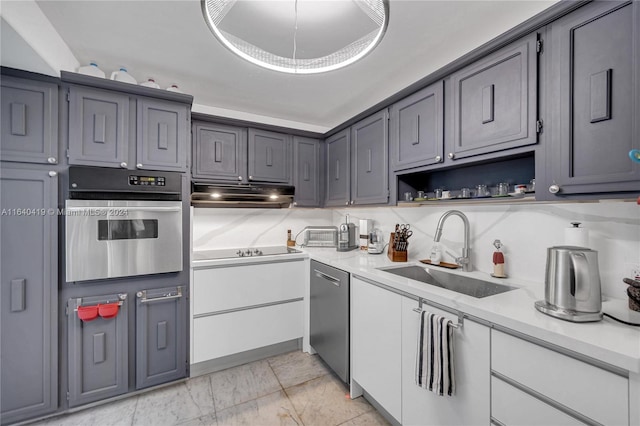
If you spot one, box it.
[492,239,507,278]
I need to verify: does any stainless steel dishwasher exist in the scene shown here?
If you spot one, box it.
[310,260,350,383]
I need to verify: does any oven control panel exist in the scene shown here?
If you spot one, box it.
[129,175,166,186]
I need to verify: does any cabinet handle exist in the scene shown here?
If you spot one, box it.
[367,149,372,173]
[335,160,340,180]
[136,163,143,169]
[249,175,253,181]
[120,162,128,168]
[435,155,441,162]
[412,114,420,145]
[350,200,355,205]
[448,153,455,159]
[137,287,182,303]
[238,176,243,181]
[293,201,298,206]
[549,184,560,194]
[345,201,349,206]
[49,171,57,177]
[314,270,341,286]
[47,157,57,164]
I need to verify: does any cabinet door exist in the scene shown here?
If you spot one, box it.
[248,129,291,183]
[68,86,130,168]
[351,277,401,422]
[67,294,128,407]
[137,98,189,172]
[192,122,247,182]
[401,297,490,426]
[325,129,351,206]
[351,110,389,205]
[391,81,444,171]
[547,0,640,196]
[0,76,58,164]
[449,33,538,160]
[0,167,57,424]
[293,137,321,207]
[136,286,187,389]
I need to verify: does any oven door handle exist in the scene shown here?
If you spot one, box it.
[65,206,182,213]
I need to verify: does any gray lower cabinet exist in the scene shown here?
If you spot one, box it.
[68,85,130,168]
[390,81,444,171]
[135,286,187,390]
[248,128,291,184]
[136,98,189,172]
[67,294,129,408]
[0,76,59,165]
[192,122,247,182]
[545,0,640,197]
[351,109,389,205]
[0,167,58,424]
[448,32,539,160]
[292,137,322,207]
[325,129,351,206]
[68,85,189,172]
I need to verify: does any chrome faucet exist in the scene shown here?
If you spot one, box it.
[433,210,472,272]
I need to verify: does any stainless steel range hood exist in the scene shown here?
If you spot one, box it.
[191,182,295,208]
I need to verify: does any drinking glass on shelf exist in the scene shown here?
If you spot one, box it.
[497,182,510,196]
[403,192,413,201]
[434,188,443,199]
[475,184,489,197]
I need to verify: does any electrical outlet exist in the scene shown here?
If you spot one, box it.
[628,263,640,280]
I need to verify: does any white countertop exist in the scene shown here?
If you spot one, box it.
[303,247,640,374]
[192,247,640,373]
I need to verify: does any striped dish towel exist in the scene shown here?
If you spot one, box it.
[416,311,456,396]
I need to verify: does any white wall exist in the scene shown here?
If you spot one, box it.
[191,201,639,298]
[192,207,332,250]
[332,201,640,299]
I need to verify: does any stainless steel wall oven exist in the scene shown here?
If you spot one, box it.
[65,166,183,282]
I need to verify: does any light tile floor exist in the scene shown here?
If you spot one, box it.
[33,351,390,426]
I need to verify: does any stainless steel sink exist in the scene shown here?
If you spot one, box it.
[378,265,516,298]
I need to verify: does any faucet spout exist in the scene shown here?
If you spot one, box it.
[433,210,472,272]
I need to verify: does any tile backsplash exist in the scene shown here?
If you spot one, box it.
[192,201,640,298]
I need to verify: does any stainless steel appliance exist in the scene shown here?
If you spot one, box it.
[310,260,349,383]
[300,226,338,248]
[65,167,183,282]
[337,215,358,252]
[535,246,603,322]
[191,182,295,208]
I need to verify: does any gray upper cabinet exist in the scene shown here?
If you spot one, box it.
[390,81,443,171]
[325,129,351,207]
[545,0,640,197]
[68,84,189,172]
[1,167,58,424]
[192,122,247,182]
[248,129,291,184]
[351,109,389,205]
[0,76,59,165]
[448,33,538,160]
[136,98,189,172]
[293,136,322,207]
[68,86,130,168]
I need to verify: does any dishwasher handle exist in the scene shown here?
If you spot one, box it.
[314,270,341,287]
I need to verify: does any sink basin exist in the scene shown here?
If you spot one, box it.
[379,265,516,298]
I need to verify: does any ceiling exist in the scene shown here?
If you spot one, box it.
[32,0,557,133]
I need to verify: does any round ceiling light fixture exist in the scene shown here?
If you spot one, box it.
[202,0,389,74]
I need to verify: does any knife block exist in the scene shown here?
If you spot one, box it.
[387,233,408,262]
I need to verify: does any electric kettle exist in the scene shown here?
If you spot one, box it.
[535,246,603,322]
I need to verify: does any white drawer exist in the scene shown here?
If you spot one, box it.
[491,330,628,426]
[193,260,304,315]
[492,376,586,426]
[193,300,303,363]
